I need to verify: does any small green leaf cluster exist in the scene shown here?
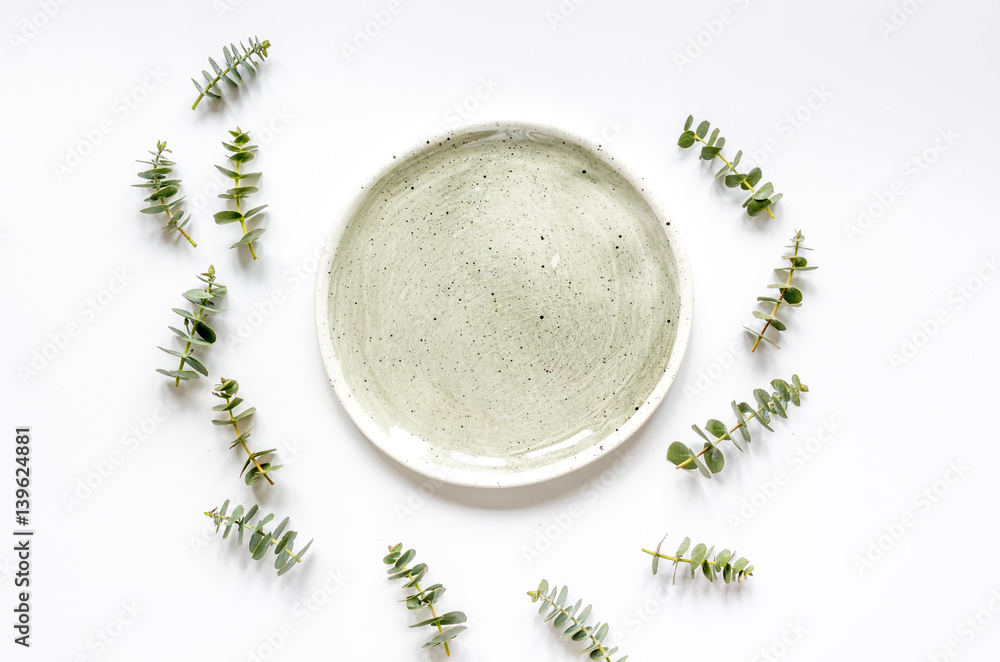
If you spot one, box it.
[643,534,753,585]
[205,499,312,576]
[133,141,197,246]
[211,379,280,486]
[157,266,226,387]
[668,375,808,478]
[383,544,467,656]
[745,231,817,351]
[191,37,271,110]
[678,115,782,218]
[215,127,268,260]
[527,580,627,662]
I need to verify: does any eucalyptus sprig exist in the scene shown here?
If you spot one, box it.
[678,115,782,218]
[133,141,197,246]
[204,499,312,576]
[527,580,628,662]
[215,127,267,260]
[745,231,816,351]
[157,266,226,387]
[668,375,809,478]
[191,36,271,110]
[211,379,280,486]
[642,534,754,585]
[383,544,467,656]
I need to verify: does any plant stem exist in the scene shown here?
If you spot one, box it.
[176,222,197,247]
[752,238,801,352]
[641,548,695,584]
[226,395,273,485]
[163,205,197,247]
[695,136,776,220]
[640,548,693,565]
[400,563,451,656]
[529,590,613,660]
[234,159,258,260]
[174,336,192,388]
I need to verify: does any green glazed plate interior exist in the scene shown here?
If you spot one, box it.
[316,122,692,487]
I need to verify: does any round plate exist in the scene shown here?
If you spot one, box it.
[316,122,692,488]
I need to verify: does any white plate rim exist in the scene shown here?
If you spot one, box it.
[314,120,693,488]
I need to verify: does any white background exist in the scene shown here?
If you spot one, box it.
[2,0,999,660]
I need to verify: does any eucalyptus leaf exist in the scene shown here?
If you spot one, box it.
[703,442,725,473]
[690,452,712,479]
[705,419,729,440]
[213,210,244,224]
[423,626,467,649]
[667,442,696,470]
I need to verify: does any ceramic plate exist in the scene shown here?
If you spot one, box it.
[316,122,692,487]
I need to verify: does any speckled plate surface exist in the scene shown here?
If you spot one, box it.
[316,122,692,488]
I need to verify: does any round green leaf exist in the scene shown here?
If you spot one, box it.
[782,287,803,304]
[667,442,696,470]
[702,442,724,474]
